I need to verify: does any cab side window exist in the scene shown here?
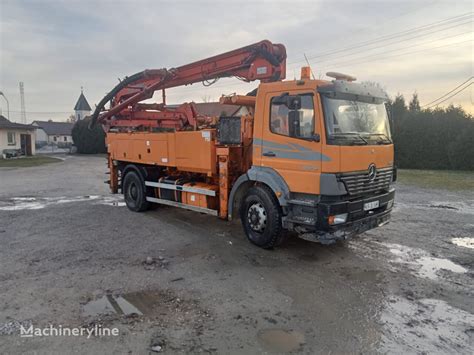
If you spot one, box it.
[270,94,314,139]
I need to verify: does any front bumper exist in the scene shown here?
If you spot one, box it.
[299,189,395,244]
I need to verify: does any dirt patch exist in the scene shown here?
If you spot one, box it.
[258,328,305,353]
[80,289,214,353]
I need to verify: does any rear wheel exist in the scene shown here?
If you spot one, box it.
[240,186,283,249]
[123,171,149,212]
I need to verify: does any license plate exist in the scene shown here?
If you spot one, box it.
[364,200,379,211]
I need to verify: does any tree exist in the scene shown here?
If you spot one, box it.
[72,117,107,154]
[409,92,421,112]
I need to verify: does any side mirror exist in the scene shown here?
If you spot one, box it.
[287,96,301,110]
[312,133,321,142]
[273,93,301,110]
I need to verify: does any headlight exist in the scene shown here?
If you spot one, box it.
[328,213,348,225]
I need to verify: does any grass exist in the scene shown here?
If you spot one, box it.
[398,169,474,191]
[0,155,63,167]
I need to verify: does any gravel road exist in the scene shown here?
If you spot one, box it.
[0,155,473,354]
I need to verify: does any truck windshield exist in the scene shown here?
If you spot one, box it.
[322,97,391,144]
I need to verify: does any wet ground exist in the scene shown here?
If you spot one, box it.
[0,155,473,354]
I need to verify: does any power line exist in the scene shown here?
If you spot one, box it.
[8,110,72,114]
[287,23,471,71]
[426,82,472,108]
[308,39,472,73]
[423,77,473,107]
[287,30,471,73]
[291,1,441,59]
[288,12,472,65]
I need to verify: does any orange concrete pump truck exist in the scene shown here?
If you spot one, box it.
[90,40,396,249]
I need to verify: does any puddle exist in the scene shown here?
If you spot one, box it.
[392,200,474,215]
[452,237,474,249]
[0,195,124,210]
[0,200,45,210]
[428,204,458,210]
[95,195,126,207]
[384,243,467,281]
[381,297,474,354]
[83,291,163,317]
[416,256,467,279]
[83,295,143,317]
[11,197,36,201]
[425,201,474,215]
[257,329,305,353]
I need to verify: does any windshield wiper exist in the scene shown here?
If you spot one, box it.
[329,132,368,145]
[369,133,392,144]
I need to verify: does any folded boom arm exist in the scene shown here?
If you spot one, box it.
[90,40,286,131]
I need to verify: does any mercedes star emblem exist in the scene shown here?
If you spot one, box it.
[368,164,377,182]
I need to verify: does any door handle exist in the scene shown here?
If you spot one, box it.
[263,151,276,157]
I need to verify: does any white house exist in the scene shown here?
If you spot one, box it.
[0,115,36,157]
[32,120,74,147]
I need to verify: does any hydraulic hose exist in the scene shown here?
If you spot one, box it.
[88,71,148,129]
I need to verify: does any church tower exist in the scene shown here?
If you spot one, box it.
[74,88,92,121]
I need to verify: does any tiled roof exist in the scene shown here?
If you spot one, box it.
[0,115,36,130]
[32,120,74,136]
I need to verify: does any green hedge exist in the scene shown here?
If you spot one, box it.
[388,94,474,171]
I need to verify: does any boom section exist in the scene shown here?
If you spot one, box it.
[91,40,286,131]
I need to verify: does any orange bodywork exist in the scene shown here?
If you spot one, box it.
[106,78,394,217]
[107,130,217,175]
[252,79,394,195]
[181,182,219,210]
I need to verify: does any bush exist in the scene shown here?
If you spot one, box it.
[388,94,474,171]
[72,118,107,154]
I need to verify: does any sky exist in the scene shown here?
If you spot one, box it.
[0,0,472,123]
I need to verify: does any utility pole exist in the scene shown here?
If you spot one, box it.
[19,82,26,123]
[0,91,9,120]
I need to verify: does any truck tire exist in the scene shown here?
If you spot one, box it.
[123,171,149,212]
[240,186,283,249]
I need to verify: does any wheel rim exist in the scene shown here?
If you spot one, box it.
[247,202,267,232]
[128,182,138,201]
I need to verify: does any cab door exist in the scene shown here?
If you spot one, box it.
[258,91,324,195]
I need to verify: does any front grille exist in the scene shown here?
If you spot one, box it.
[339,167,393,196]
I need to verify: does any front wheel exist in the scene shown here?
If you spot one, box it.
[123,171,149,212]
[240,186,283,249]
